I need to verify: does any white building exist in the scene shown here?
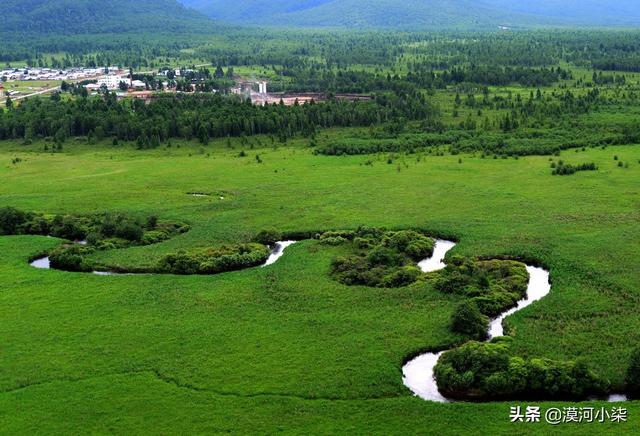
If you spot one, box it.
[96,75,126,90]
[130,80,146,90]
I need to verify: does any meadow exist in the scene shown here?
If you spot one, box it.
[0,136,639,433]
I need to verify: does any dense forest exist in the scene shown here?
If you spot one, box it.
[1,0,214,36]
[0,91,434,146]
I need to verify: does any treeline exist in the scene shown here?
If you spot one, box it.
[317,124,636,157]
[266,65,570,95]
[407,65,571,88]
[0,91,435,146]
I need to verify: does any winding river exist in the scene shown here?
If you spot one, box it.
[30,240,298,274]
[30,237,626,402]
[403,239,627,403]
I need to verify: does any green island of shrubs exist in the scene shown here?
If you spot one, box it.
[434,337,609,401]
[328,228,435,288]
[435,256,529,339]
[0,206,190,272]
[1,206,280,275]
[157,244,270,275]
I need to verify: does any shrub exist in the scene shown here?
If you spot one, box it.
[146,215,158,230]
[0,207,26,235]
[380,266,422,287]
[435,259,528,318]
[99,214,118,237]
[115,222,144,242]
[50,215,86,241]
[254,229,283,245]
[49,245,94,272]
[320,230,356,241]
[451,301,489,340]
[19,215,50,235]
[320,236,347,246]
[329,228,435,288]
[367,246,404,267]
[141,230,170,245]
[626,347,640,398]
[384,230,434,260]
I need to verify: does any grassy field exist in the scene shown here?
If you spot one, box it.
[0,137,639,433]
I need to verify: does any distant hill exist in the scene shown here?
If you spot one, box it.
[180,0,640,28]
[2,0,215,36]
[485,0,640,26]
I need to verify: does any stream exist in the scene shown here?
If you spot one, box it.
[402,240,627,403]
[30,237,627,402]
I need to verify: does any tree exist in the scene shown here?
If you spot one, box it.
[214,65,224,78]
[54,128,67,147]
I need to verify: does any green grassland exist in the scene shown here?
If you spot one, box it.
[0,136,639,433]
[3,80,61,95]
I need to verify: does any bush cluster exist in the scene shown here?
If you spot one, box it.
[1,206,190,272]
[253,229,283,246]
[0,207,188,245]
[49,244,94,272]
[329,228,434,288]
[435,257,529,318]
[551,161,598,176]
[435,338,609,401]
[157,244,270,275]
[0,207,52,236]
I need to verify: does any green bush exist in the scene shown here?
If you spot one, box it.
[626,347,640,398]
[435,259,528,318]
[158,243,270,275]
[115,222,144,242]
[367,246,404,267]
[19,215,50,235]
[141,230,171,245]
[0,207,27,235]
[320,236,348,246]
[435,338,608,401]
[451,301,489,340]
[254,229,283,245]
[383,230,434,260]
[320,230,356,241]
[49,245,94,272]
[330,228,434,288]
[50,215,87,241]
[380,266,422,287]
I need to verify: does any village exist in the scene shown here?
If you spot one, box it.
[1,65,370,106]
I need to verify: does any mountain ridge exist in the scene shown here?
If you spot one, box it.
[2,0,215,36]
[179,0,640,28]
